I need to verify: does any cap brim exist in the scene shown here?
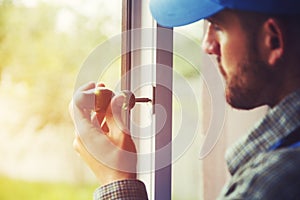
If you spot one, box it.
[150,0,224,27]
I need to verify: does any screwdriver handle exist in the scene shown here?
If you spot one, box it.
[94,88,151,113]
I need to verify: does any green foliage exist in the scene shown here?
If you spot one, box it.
[0,2,109,130]
[0,175,97,200]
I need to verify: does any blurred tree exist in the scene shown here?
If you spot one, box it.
[0,1,108,130]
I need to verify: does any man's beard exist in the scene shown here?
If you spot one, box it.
[224,58,275,110]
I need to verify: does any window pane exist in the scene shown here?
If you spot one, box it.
[172,21,204,200]
[0,0,121,199]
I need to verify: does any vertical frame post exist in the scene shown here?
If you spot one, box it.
[122,2,174,199]
[154,25,173,200]
[121,0,132,91]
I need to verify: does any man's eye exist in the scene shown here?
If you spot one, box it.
[212,24,221,31]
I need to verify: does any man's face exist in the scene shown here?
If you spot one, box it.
[202,10,274,109]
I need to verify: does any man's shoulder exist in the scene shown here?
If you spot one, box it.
[251,146,300,169]
[247,148,300,199]
[222,148,300,199]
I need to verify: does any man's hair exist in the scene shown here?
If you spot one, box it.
[232,9,300,78]
[233,10,300,37]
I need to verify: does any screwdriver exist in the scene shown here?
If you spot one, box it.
[91,88,152,113]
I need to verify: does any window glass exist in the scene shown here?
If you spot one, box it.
[0,0,121,198]
[172,21,205,200]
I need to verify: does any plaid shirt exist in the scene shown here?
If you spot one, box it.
[219,90,300,199]
[94,90,300,200]
[94,179,148,200]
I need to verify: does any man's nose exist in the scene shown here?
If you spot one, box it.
[202,24,220,56]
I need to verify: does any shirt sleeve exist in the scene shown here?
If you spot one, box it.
[93,179,148,200]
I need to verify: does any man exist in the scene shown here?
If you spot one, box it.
[70,0,300,199]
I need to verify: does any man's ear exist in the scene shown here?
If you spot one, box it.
[262,18,284,66]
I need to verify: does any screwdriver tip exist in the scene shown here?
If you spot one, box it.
[135,98,152,103]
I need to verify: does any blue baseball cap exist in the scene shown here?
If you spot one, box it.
[150,0,300,27]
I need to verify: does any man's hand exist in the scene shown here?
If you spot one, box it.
[69,82,137,186]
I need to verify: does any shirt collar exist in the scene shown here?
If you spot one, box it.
[225,90,300,175]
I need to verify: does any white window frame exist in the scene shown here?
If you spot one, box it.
[121,1,173,200]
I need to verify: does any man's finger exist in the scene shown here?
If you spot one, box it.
[106,95,130,136]
[74,84,98,111]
